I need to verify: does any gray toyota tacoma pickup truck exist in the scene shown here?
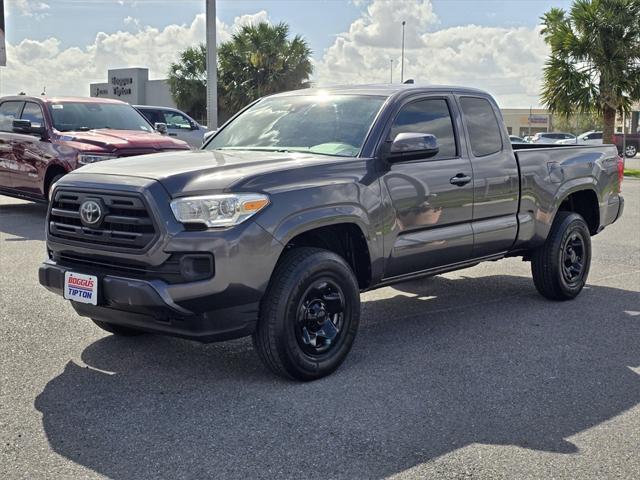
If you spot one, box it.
[39,85,625,380]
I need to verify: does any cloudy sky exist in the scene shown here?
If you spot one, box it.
[1,0,573,107]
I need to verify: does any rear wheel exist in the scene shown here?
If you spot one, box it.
[253,247,360,381]
[91,319,146,336]
[531,211,591,300]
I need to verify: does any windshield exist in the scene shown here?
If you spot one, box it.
[48,102,153,132]
[206,94,386,157]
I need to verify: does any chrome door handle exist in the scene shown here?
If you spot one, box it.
[449,174,471,186]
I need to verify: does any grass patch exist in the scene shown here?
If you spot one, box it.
[624,169,640,178]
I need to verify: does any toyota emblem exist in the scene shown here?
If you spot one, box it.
[79,200,103,227]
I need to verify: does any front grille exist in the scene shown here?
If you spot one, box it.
[49,190,157,251]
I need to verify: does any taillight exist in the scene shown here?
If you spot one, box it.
[617,155,624,193]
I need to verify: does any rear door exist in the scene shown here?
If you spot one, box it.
[381,95,475,278]
[457,96,519,257]
[0,100,25,190]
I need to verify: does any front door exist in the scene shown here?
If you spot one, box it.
[11,102,48,196]
[381,96,474,279]
[0,100,25,190]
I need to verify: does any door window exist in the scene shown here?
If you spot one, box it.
[162,111,192,130]
[0,101,24,132]
[21,102,44,127]
[389,98,457,159]
[460,97,503,157]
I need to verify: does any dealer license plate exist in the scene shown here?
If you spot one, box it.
[64,272,98,305]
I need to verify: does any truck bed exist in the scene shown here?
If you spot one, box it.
[510,143,622,249]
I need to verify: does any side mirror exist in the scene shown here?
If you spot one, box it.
[388,132,439,161]
[12,119,45,136]
[190,121,200,131]
[154,122,168,135]
[202,129,217,145]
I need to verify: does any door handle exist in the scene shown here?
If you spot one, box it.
[168,133,178,137]
[449,173,472,186]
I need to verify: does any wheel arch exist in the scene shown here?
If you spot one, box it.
[275,219,374,290]
[43,163,68,198]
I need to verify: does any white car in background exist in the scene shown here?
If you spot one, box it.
[134,105,208,149]
[531,132,577,144]
[556,131,603,145]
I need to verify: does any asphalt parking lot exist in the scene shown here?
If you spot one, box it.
[1,181,639,480]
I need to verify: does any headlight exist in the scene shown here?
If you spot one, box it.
[77,153,118,165]
[170,193,270,228]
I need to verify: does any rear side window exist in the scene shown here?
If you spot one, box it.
[389,98,457,159]
[0,101,24,132]
[21,102,44,127]
[460,97,502,157]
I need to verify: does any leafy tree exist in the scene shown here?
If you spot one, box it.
[167,44,207,121]
[540,0,640,144]
[218,22,313,114]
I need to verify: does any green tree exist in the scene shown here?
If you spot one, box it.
[217,22,312,114]
[167,44,207,121]
[540,0,640,144]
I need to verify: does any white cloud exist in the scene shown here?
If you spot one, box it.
[1,1,549,107]
[314,0,549,107]
[0,10,269,97]
[8,0,50,18]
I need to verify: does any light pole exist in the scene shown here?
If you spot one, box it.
[400,20,406,83]
[390,59,393,83]
[206,0,218,129]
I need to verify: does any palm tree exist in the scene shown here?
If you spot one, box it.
[218,22,313,114]
[167,44,208,122]
[540,0,640,144]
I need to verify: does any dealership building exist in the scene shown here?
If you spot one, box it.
[90,67,176,108]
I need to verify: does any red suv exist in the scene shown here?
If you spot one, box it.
[0,96,189,202]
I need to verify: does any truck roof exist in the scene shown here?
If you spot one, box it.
[271,84,491,98]
[0,95,127,105]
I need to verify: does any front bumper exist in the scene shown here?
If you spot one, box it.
[39,260,259,342]
[40,175,285,342]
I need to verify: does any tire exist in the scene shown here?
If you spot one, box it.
[253,247,361,381]
[91,319,146,336]
[531,211,591,301]
[47,174,65,202]
[625,144,637,158]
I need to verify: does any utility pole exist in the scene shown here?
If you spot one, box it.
[400,21,406,83]
[390,59,393,83]
[206,0,218,129]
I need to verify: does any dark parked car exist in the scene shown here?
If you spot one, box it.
[613,132,639,157]
[39,85,625,380]
[0,96,189,202]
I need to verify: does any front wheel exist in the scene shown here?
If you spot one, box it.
[253,247,361,381]
[531,211,591,301]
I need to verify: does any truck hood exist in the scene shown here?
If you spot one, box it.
[70,149,348,195]
[56,129,189,152]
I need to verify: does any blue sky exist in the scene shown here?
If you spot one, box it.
[1,0,576,106]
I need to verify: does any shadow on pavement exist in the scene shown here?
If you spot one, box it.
[34,275,640,479]
[0,200,47,241]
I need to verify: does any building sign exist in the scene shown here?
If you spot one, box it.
[94,86,109,97]
[111,77,134,97]
[528,115,548,124]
